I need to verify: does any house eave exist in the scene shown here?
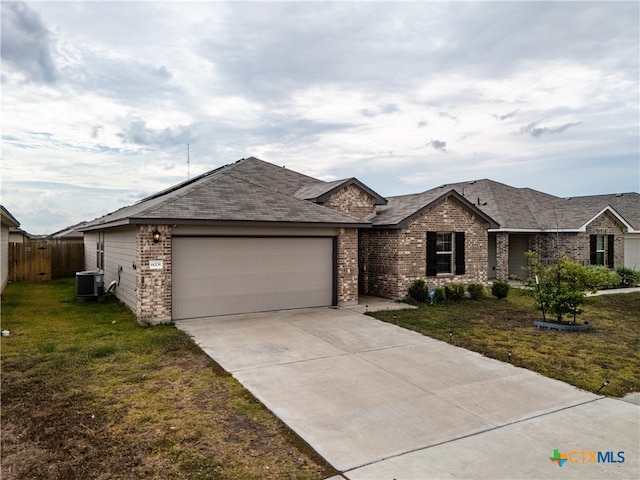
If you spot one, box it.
[373,189,499,230]
[578,205,634,233]
[312,178,388,206]
[488,228,584,234]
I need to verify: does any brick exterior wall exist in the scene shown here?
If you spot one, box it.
[136,224,172,325]
[337,228,359,305]
[321,184,377,219]
[361,197,490,299]
[321,184,377,303]
[528,211,625,268]
[495,232,509,281]
[359,229,401,298]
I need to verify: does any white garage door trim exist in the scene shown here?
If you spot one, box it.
[172,236,336,319]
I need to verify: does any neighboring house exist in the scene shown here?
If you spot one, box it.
[80,157,385,324]
[1,206,20,292]
[564,193,640,270]
[360,189,498,299]
[8,227,31,244]
[49,221,88,244]
[424,180,638,279]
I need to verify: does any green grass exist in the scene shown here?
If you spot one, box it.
[1,279,335,480]
[370,289,640,397]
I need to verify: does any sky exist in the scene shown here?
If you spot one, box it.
[1,0,639,234]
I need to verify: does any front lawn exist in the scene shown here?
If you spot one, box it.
[0,279,335,480]
[369,289,640,397]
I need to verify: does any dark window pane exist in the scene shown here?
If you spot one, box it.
[437,253,452,273]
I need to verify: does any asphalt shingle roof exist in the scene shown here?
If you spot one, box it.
[80,157,639,233]
[563,193,640,231]
[82,158,369,229]
[370,189,498,228]
[373,179,639,231]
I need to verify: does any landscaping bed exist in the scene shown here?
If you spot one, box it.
[370,289,640,397]
[0,279,336,480]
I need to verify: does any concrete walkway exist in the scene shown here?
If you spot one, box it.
[177,306,639,479]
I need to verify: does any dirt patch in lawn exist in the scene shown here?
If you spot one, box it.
[1,279,336,480]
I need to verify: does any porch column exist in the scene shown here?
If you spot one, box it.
[337,227,358,306]
[495,232,509,281]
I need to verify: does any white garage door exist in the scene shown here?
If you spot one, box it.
[172,237,335,319]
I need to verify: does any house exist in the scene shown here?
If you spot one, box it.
[1,206,20,292]
[359,189,498,299]
[564,193,640,271]
[8,227,31,244]
[49,221,88,244]
[80,158,638,324]
[80,157,386,324]
[423,180,638,279]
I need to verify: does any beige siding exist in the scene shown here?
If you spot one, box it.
[1,224,9,292]
[83,228,137,312]
[104,227,137,312]
[625,234,640,270]
[83,231,97,271]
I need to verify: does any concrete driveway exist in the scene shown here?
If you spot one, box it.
[177,306,639,479]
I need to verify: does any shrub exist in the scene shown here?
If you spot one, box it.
[491,280,510,299]
[445,283,465,301]
[467,283,485,300]
[523,252,622,323]
[584,265,620,290]
[617,267,640,288]
[433,287,446,303]
[408,279,429,303]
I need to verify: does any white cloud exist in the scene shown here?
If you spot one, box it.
[1,1,638,233]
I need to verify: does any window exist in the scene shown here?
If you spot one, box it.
[96,231,105,270]
[590,234,614,267]
[595,235,605,266]
[436,233,453,274]
[426,231,465,276]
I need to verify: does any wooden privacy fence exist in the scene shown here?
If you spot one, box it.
[8,241,84,282]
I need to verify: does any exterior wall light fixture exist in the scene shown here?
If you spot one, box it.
[152,228,161,244]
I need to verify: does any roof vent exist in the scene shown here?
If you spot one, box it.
[615,193,623,197]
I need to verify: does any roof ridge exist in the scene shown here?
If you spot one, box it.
[243,156,327,185]
[220,169,363,222]
[134,160,242,204]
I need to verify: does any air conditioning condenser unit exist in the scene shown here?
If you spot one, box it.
[76,271,104,299]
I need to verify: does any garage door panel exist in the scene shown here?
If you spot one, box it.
[173,237,334,319]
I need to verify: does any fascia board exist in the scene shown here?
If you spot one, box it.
[488,228,582,233]
[83,218,372,230]
[579,206,635,233]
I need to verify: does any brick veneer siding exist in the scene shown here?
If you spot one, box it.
[337,228,359,305]
[322,185,377,219]
[362,197,490,299]
[359,229,401,298]
[528,211,625,268]
[321,184,377,303]
[495,232,509,281]
[136,224,172,325]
